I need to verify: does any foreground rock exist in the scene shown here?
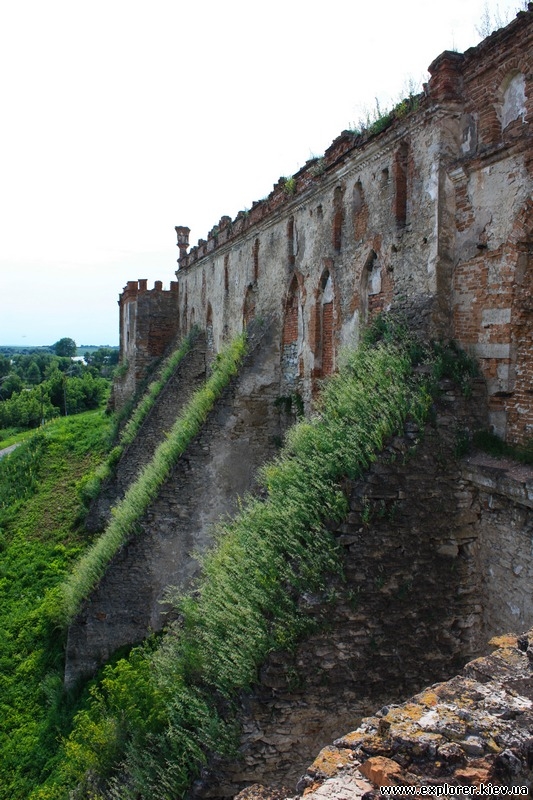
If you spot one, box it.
[235,631,533,799]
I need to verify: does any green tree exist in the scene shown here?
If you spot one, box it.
[0,373,23,400]
[26,361,42,386]
[0,354,11,380]
[52,337,77,357]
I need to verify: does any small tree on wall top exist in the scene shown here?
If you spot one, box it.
[52,337,77,357]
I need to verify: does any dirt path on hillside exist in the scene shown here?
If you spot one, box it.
[0,444,20,459]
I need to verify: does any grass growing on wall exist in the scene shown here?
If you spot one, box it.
[36,331,436,800]
[118,326,200,449]
[0,412,114,800]
[79,328,199,504]
[60,333,247,625]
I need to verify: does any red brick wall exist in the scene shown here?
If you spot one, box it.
[282,278,299,347]
[449,12,533,444]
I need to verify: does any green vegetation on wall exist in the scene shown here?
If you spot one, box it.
[35,326,439,800]
[0,317,481,800]
[61,332,246,625]
[79,327,199,506]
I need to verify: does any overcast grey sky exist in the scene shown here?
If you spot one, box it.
[0,0,526,346]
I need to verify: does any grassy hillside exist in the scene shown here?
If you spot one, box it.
[0,412,114,800]
[0,333,248,800]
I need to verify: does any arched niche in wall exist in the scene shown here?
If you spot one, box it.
[352,180,368,240]
[281,274,303,391]
[243,284,256,329]
[224,254,230,292]
[333,185,345,252]
[360,249,382,323]
[181,288,188,336]
[313,269,335,382]
[393,142,409,228]
[253,238,260,282]
[189,307,196,328]
[500,71,527,132]
[287,217,297,267]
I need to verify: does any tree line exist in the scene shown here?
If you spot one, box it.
[0,339,119,431]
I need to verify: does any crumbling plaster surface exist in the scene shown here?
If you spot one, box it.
[176,118,443,410]
[455,157,529,260]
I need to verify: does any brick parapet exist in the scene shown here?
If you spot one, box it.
[176,4,531,276]
[176,111,427,274]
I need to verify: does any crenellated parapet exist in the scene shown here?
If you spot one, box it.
[113,279,180,409]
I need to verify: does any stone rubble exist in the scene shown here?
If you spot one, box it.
[234,632,533,799]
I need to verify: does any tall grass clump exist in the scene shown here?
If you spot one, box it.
[39,327,438,800]
[80,329,199,505]
[60,333,246,625]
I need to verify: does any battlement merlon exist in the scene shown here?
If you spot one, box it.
[119,279,179,305]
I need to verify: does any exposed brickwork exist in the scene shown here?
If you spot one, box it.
[114,279,180,409]
[102,12,533,788]
[280,274,303,399]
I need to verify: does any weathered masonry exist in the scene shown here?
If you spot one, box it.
[68,13,533,788]
[116,6,533,445]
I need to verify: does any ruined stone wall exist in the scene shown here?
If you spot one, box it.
[462,452,533,641]
[189,381,492,798]
[65,324,283,688]
[86,332,208,533]
[263,630,533,800]
[187,378,533,799]
[116,12,532,442]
